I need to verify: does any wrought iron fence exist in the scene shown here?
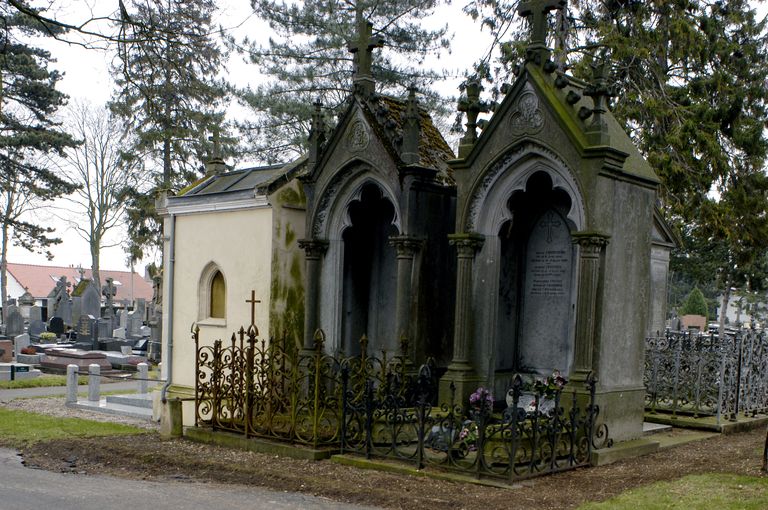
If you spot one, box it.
[194,323,608,483]
[645,328,768,422]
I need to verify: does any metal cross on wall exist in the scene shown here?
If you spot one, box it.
[245,290,261,327]
[518,0,566,46]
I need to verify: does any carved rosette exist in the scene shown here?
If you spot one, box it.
[347,120,370,152]
[509,90,545,135]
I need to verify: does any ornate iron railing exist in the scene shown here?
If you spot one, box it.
[645,328,768,422]
[194,324,608,483]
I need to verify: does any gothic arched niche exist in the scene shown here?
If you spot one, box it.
[340,183,398,355]
[497,171,576,376]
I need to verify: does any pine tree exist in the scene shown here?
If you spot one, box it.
[238,0,451,162]
[110,0,230,261]
[463,0,768,330]
[680,287,708,318]
[0,1,78,319]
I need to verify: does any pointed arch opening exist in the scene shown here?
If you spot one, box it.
[340,183,399,355]
[496,171,576,376]
[199,262,227,325]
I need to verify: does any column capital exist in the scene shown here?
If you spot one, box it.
[448,232,485,256]
[389,235,423,257]
[572,231,610,250]
[298,238,329,258]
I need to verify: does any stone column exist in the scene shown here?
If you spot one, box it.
[299,238,328,354]
[439,233,484,406]
[571,232,610,381]
[389,236,422,349]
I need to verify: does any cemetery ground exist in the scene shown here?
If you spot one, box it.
[0,398,766,509]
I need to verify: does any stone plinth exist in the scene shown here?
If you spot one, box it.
[39,348,112,373]
[0,340,12,362]
[0,363,42,381]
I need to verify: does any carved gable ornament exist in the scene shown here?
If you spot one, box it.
[347,119,370,152]
[509,86,545,136]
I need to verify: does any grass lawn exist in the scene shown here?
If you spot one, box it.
[0,407,148,448]
[0,374,88,389]
[578,473,768,510]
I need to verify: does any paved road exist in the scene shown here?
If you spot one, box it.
[0,448,372,510]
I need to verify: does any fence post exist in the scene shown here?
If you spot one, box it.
[88,364,100,402]
[66,364,78,404]
[137,362,148,394]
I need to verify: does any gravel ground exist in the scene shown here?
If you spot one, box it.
[3,396,767,509]
[1,396,160,430]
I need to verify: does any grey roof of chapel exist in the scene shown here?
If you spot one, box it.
[177,157,306,199]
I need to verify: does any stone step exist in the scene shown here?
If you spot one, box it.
[643,421,672,435]
[106,393,153,409]
[68,399,154,420]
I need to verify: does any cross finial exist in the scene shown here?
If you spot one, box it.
[457,79,490,157]
[518,0,566,63]
[77,265,85,280]
[245,290,261,327]
[348,14,384,96]
[208,127,221,160]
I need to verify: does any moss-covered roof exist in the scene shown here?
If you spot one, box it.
[360,94,455,184]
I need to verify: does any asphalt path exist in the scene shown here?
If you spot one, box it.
[0,448,373,510]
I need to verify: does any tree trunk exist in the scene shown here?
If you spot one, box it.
[90,238,101,294]
[1,220,8,324]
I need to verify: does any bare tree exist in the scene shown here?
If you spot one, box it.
[57,101,137,291]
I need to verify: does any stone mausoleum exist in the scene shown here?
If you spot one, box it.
[161,3,664,443]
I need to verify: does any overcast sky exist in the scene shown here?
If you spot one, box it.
[8,1,768,274]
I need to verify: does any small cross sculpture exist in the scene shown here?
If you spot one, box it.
[77,265,86,281]
[102,277,117,318]
[208,127,222,161]
[348,15,384,92]
[518,0,566,46]
[458,80,490,146]
[245,290,261,328]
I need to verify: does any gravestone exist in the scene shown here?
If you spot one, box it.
[28,320,46,341]
[517,210,574,373]
[113,327,126,339]
[48,317,65,337]
[17,289,40,322]
[5,304,24,337]
[97,318,113,340]
[14,333,30,358]
[75,314,97,349]
[102,278,117,319]
[127,311,143,338]
[138,325,151,337]
[49,276,72,325]
[116,309,125,329]
[80,282,101,318]
[134,298,147,321]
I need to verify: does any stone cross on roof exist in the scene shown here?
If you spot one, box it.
[348,15,384,95]
[518,0,566,62]
[209,127,222,161]
[457,80,490,157]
